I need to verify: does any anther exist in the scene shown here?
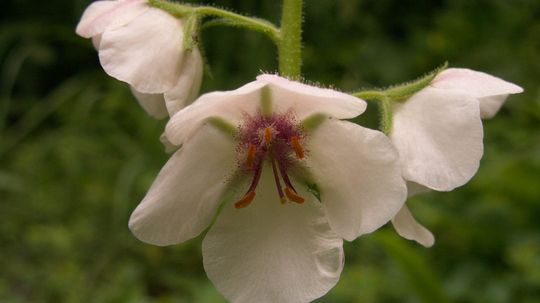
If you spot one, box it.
[234,191,256,209]
[264,127,273,144]
[246,144,257,169]
[290,136,304,159]
[285,187,305,204]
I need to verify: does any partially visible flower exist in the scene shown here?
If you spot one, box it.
[128,74,407,303]
[76,0,203,119]
[389,68,523,246]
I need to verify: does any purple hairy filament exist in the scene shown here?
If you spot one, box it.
[234,112,306,209]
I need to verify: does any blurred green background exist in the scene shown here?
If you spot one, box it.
[1,0,539,302]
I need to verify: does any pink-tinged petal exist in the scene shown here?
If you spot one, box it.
[203,169,344,303]
[164,48,204,116]
[99,7,186,93]
[75,0,148,38]
[165,81,267,145]
[130,87,168,119]
[257,74,366,120]
[391,87,484,191]
[433,68,523,119]
[392,205,435,247]
[306,119,407,241]
[129,125,236,246]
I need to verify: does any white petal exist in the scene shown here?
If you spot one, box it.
[129,125,236,246]
[165,81,267,145]
[130,87,168,119]
[75,0,148,38]
[165,75,366,146]
[159,132,178,153]
[407,181,431,197]
[477,94,511,119]
[392,205,434,247]
[99,7,186,93]
[306,120,407,241]
[203,169,344,303]
[164,48,204,116]
[391,87,484,191]
[257,74,366,120]
[91,35,102,50]
[433,68,523,119]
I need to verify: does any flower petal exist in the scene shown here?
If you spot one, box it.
[433,68,523,119]
[257,74,366,120]
[203,169,344,303]
[306,120,407,241]
[407,181,430,197]
[164,48,204,116]
[129,125,236,246]
[165,80,267,145]
[75,0,148,38]
[166,75,366,146]
[99,7,186,93]
[392,205,434,247]
[130,87,168,119]
[477,95,512,119]
[391,87,484,191]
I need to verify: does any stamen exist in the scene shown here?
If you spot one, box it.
[277,159,305,204]
[285,187,305,204]
[277,159,297,193]
[234,191,256,209]
[235,163,263,210]
[246,144,257,169]
[290,136,304,159]
[264,127,273,144]
[271,157,287,204]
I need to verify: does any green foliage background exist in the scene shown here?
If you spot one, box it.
[1,0,539,302]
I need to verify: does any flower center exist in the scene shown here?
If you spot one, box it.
[234,112,306,209]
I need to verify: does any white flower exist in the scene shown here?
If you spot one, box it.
[128,75,407,303]
[76,0,203,119]
[389,68,523,247]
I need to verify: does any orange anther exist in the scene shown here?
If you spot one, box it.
[234,191,256,209]
[264,127,273,143]
[285,187,304,204]
[246,144,257,169]
[290,136,304,159]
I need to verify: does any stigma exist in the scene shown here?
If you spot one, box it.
[234,112,306,209]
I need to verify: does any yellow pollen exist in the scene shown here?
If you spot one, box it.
[235,191,256,209]
[290,136,304,159]
[246,144,257,169]
[285,187,305,204]
[264,127,273,143]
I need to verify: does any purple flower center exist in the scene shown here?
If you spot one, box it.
[234,111,306,208]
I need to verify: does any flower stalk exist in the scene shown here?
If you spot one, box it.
[277,0,304,78]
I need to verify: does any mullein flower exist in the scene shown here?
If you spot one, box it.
[76,0,203,118]
[389,68,523,247]
[129,74,407,303]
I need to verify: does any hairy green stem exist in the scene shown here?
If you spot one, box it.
[149,0,279,42]
[278,0,303,78]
